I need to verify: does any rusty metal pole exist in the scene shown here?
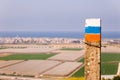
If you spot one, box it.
[85,19,101,80]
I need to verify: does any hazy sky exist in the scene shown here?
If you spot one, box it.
[0,0,120,32]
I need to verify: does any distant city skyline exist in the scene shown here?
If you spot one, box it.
[0,0,120,32]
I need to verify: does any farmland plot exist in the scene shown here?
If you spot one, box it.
[48,52,84,62]
[43,62,83,77]
[0,60,24,68]
[0,60,61,77]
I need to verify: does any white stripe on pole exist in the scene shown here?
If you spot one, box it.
[85,18,100,27]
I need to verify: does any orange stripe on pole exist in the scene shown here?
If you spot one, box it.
[85,34,101,42]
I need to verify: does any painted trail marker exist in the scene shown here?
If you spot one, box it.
[85,19,101,80]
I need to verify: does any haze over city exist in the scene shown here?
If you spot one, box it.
[0,0,120,32]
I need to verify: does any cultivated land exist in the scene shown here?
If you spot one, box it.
[0,50,84,78]
[0,48,7,49]
[0,60,83,78]
[1,52,119,77]
[101,53,120,75]
[0,60,62,77]
[0,60,24,68]
[48,51,84,62]
[60,48,83,51]
[0,45,120,79]
[0,47,58,53]
[0,53,56,60]
[73,53,120,77]
[43,62,83,77]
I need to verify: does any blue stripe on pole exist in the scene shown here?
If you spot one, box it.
[85,26,101,34]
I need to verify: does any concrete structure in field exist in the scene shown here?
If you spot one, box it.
[85,19,101,80]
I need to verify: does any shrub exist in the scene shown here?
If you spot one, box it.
[113,76,120,80]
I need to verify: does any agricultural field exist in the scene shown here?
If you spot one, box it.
[101,53,120,75]
[0,52,120,78]
[101,63,118,75]
[0,48,7,49]
[48,52,84,62]
[60,48,83,51]
[72,53,120,77]
[101,53,120,62]
[0,60,62,77]
[0,53,56,60]
[72,67,84,77]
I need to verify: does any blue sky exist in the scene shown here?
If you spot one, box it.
[0,0,120,32]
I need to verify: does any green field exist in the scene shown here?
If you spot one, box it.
[101,63,118,75]
[101,53,120,62]
[73,53,120,77]
[60,48,83,51]
[0,52,120,76]
[79,58,84,62]
[0,48,7,49]
[72,67,84,77]
[0,53,55,60]
[101,53,120,75]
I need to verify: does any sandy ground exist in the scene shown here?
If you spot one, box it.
[0,60,61,76]
[43,62,83,77]
[102,46,120,53]
[0,75,57,80]
[0,60,83,78]
[0,53,11,57]
[0,60,24,68]
[0,60,5,62]
[0,45,120,54]
[0,47,58,53]
[51,49,85,54]
[48,50,84,62]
